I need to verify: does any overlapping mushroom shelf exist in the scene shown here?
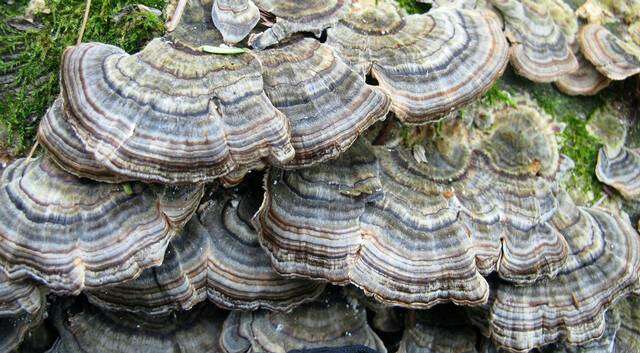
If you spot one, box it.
[0,155,203,295]
[86,187,325,315]
[0,272,46,353]
[257,101,577,307]
[37,0,517,186]
[4,0,640,352]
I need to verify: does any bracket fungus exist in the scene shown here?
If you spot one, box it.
[87,188,324,315]
[490,0,578,82]
[211,0,260,43]
[325,0,509,124]
[219,290,386,353]
[38,98,125,183]
[60,37,293,184]
[257,97,575,308]
[398,306,480,353]
[469,193,640,352]
[615,295,640,352]
[555,52,611,96]
[0,272,46,353]
[248,0,350,49]
[596,147,640,201]
[0,156,203,295]
[256,38,390,168]
[49,301,226,353]
[579,24,640,80]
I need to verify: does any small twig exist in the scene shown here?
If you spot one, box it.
[166,0,187,32]
[77,0,92,45]
[26,141,39,161]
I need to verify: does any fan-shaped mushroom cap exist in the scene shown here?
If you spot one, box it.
[344,286,404,333]
[0,271,46,353]
[469,192,640,352]
[219,290,387,353]
[257,97,574,308]
[49,301,225,353]
[491,0,578,82]
[256,38,390,168]
[248,0,350,49]
[87,187,324,315]
[555,52,611,96]
[398,306,479,353]
[579,24,640,80]
[615,296,640,352]
[61,37,294,184]
[0,271,43,317]
[546,306,621,353]
[0,156,203,295]
[167,0,226,48]
[325,2,509,124]
[596,147,640,201]
[1,301,46,353]
[38,98,125,183]
[211,0,260,43]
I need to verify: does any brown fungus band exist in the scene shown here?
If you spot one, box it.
[49,301,226,353]
[469,193,640,352]
[257,99,576,308]
[219,290,386,353]
[87,188,324,315]
[0,156,203,295]
[490,0,578,82]
[325,1,508,124]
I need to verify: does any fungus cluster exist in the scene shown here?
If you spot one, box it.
[2,0,640,352]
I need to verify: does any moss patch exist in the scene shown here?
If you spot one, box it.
[505,74,605,204]
[395,0,431,13]
[0,0,165,156]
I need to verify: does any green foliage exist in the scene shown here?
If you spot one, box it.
[395,0,431,13]
[0,0,166,156]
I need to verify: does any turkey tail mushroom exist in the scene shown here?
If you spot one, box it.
[325,1,509,124]
[555,52,611,96]
[86,187,324,315]
[219,289,387,353]
[469,192,640,352]
[0,156,203,295]
[490,0,578,82]
[211,0,260,43]
[0,272,46,353]
[60,38,294,184]
[256,38,390,168]
[248,0,350,49]
[37,98,126,183]
[579,24,640,80]
[398,306,480,353]
[48,301,226,353]
[256,97,574,308]
[596,147,640,201]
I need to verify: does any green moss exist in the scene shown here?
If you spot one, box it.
[395,0,431,13]
[528,83,604,203]
[481,83,516,108]
[0,0,166,156]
